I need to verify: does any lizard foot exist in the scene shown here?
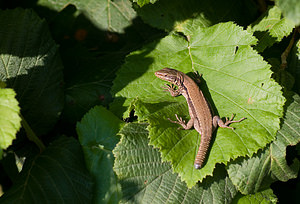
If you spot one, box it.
[168,114,186,129]
[162,84,180,97]
[223,114,247,129]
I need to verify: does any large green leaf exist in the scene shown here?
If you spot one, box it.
[37,0,136,33]
[113,123,237,204]
[111,22,285,187]
[135,0,258,32]
[247,6,295,52]
[77,106,124,203]
[0,88,21,152]
[276,0,300,26]
[0,136,93,203]
[227,93,300,194]
[0,8,64,135]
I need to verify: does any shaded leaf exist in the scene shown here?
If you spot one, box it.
[113,123,237,204]
[232,189,277,204]
[37,0,136,33]
[63,52,124,123]
[0,88,21,151]
[227,93,300,194]
[270,93,300,180]
[77,106,123,203]
[288,39,300,93]
[247,6,295,52]
[0,136,93,203]
[132,0,158,7]
[0,8,64,135]
[276,0,300,26]
[111,22,284,187]
[136,0,258,32]
[268,58,295,93]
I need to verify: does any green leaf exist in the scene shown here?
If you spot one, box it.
[0,136,93,203]
[268,58,295,92]
[270,94,300,179]
[77,106,124,203]
[288,39,300,93]
[0,88,21,150]
[227,148,273,195]
[136,0,258,32]
[113,123,237,204]
[0,8,64,135]
[232,189,277,204]
[276,0,300,26]
[132,0,158,7]
[247,6,295,52]
[63,53,124,123]
[111,22,285,187]
[37,0,136,33]
[227,93,300,194]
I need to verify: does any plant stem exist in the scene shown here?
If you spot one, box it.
[281,27,299,70]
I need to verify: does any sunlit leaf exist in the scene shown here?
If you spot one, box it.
[111,22,284,187]
[114,123,237,204]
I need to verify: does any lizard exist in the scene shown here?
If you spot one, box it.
[155,67,246,169]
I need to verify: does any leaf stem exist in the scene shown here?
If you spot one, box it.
[281,27,299,70]
[20,114,46,152]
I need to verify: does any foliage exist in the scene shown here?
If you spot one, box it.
[0,0,300,203]
[77,106,124,203]
[0,87,21,157]
[111,21,285,187]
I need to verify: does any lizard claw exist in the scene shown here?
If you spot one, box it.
[168,114,186,127]
[193,71,202,84]
[175,114,186,124]
[162,84,180,97]
[167,117,175,123]
[224,114,247,126]
[162,84,172,91]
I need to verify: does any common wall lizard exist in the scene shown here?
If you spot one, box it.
[155,68,246,169]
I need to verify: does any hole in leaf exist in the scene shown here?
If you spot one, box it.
[234,46,239,54]
[124,109,137,123]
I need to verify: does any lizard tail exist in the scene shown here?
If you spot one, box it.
[194,139,210,169]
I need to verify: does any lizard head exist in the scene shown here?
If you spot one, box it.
[155,67,183,86]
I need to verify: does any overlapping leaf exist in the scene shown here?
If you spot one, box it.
[135,0,258,32]
[113,123,237,204]
[111,22,285,187]
[0,137,93,203]
[232,189,277,204]
[132,0,158,7]
[289,39,300,93]
[37,0,136,33]
[77,106,123,203]
[247,6,295,52]
[0,88,21,153]
[227,93,300,194]
[63,53,124,123]
[0,8,64,135]
[276,0,300,26]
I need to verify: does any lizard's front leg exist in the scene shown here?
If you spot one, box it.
[168,114,194,130]
[213,114,246,130]
[162,84,181,97]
